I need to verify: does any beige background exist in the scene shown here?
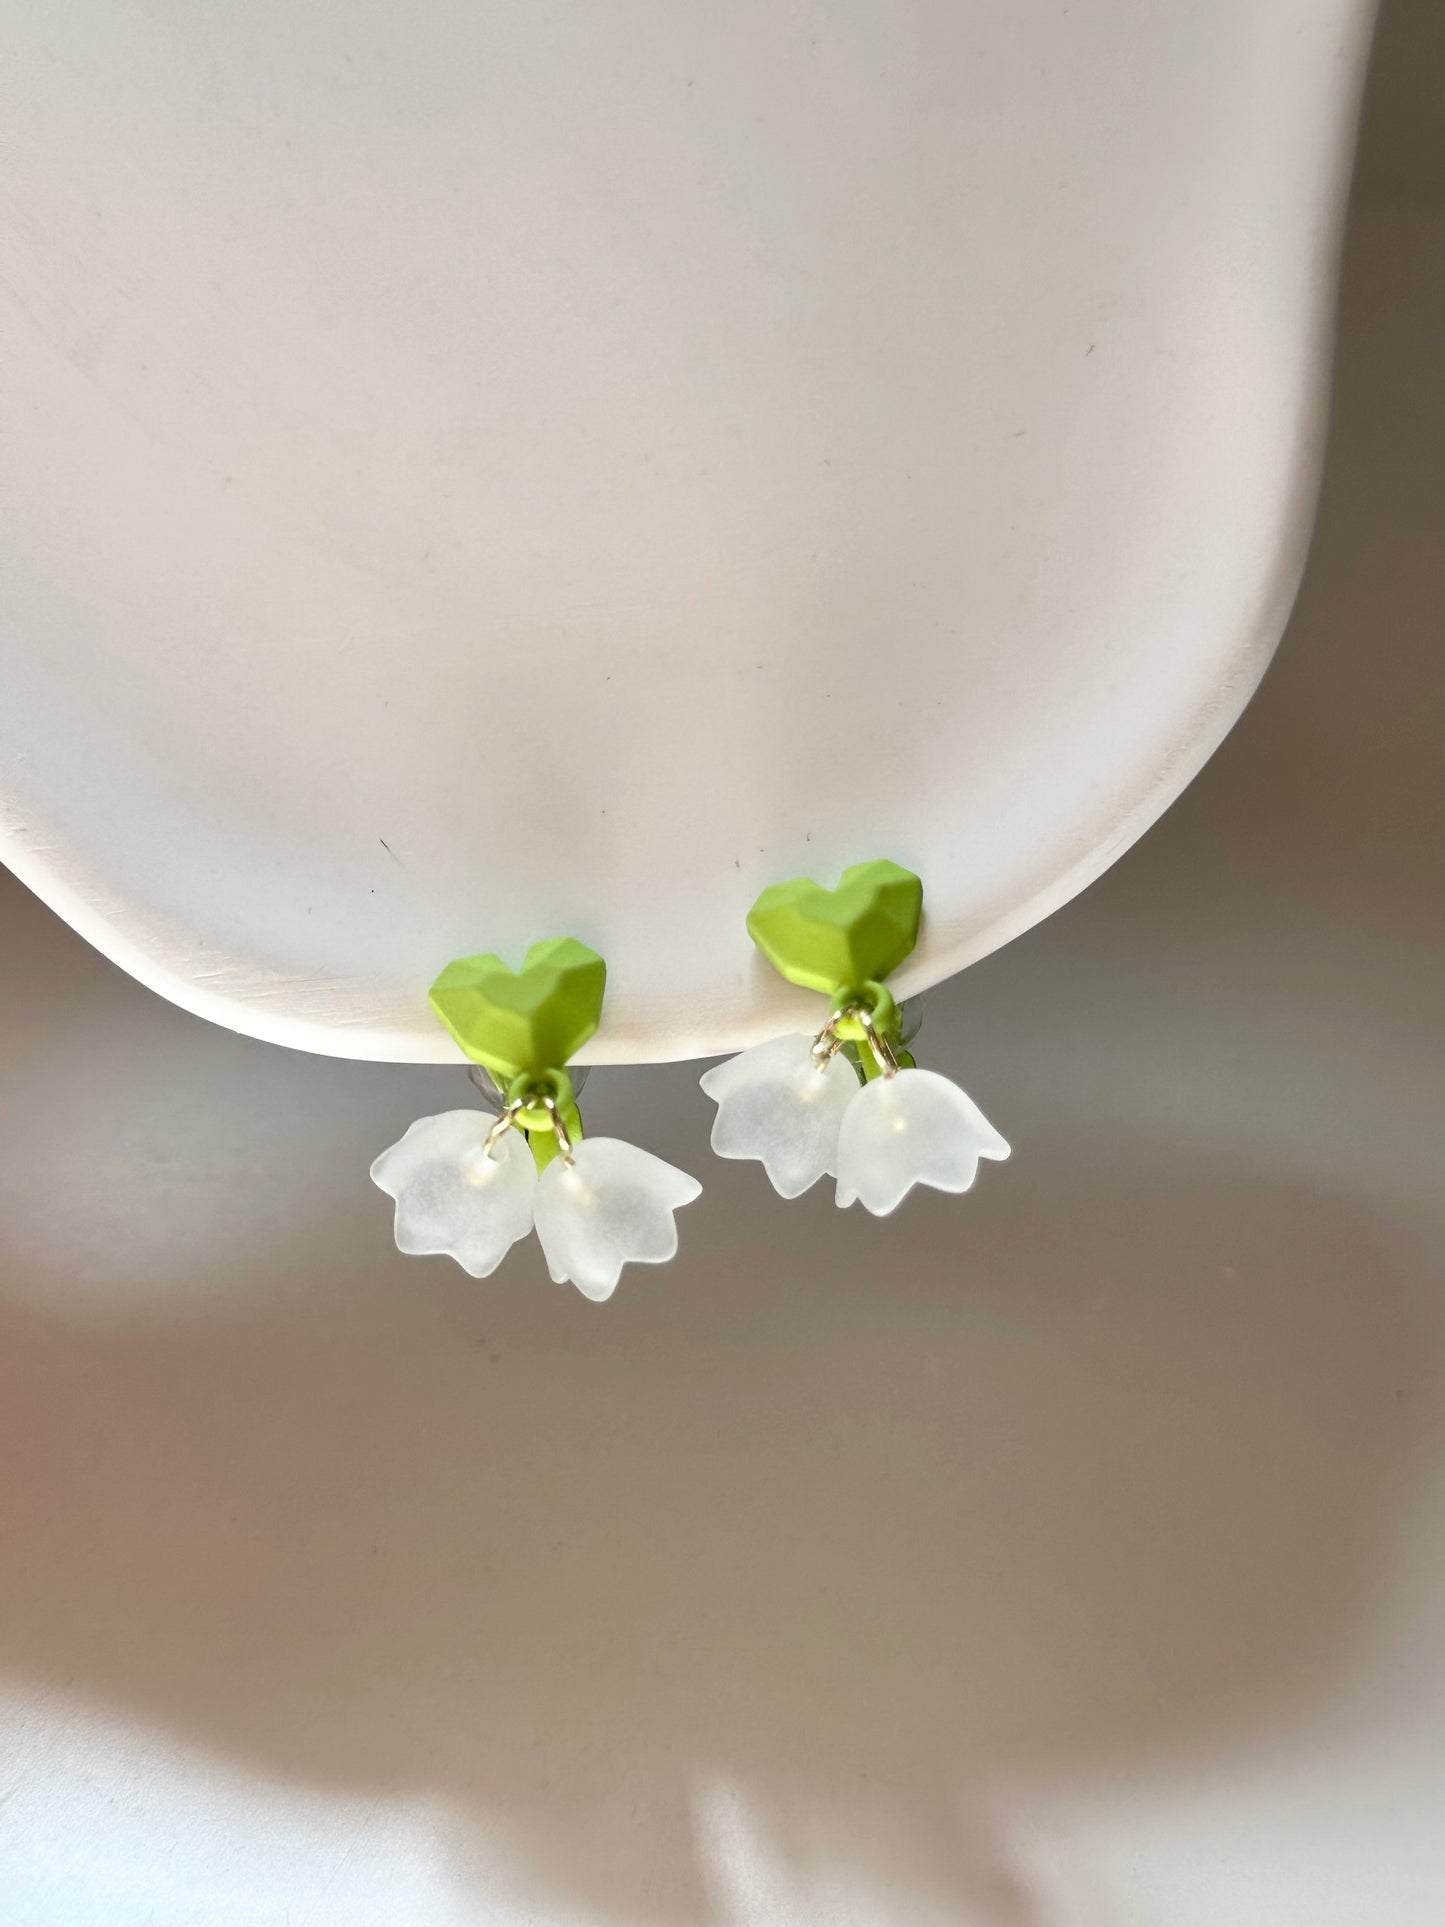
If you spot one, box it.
[0,5,1441,1921]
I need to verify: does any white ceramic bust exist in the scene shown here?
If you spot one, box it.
[0,1,1373,1062]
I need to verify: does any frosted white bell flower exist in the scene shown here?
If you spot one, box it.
[834,1068,1010,1215]
[370,1110,537,1277]
[699,1033,858,1198]
[534,1137,703,1302]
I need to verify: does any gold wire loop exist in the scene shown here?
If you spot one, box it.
[811,1003,901,1080]
[809,1025,843,1071]
[481,1099,526,1159]
[537,1091,576,1166]
[855,1004,901,1079]
[816,1002,905,1079]
[480,1086,577,1165]
[810,1012,847,1072]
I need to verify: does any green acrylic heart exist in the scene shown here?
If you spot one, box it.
[746,858,923,995]
[428,936,606,1081]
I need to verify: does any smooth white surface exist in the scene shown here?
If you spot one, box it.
[0,1,1370,1063]
[0,188,1441,1921]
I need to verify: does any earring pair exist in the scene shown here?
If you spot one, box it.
[371,859,1007,1301]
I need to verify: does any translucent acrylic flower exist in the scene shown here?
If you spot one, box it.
[834,1069,1010,1215]
[534,1137,703,1302]
[699,1033,858,1198]
[370,1110,536,1277]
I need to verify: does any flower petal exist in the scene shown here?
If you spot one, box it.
[699,1033,857,1198]
[534,1137,702,1301]
[834,1069,1010,1215]
[370,1111,536,1277]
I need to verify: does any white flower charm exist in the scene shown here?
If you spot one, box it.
[371,1109,701,1299]
[700,1029,1009,1215]
[834,1067,1010,1214]
[700,1033,858,1197]
[370,1110,537,1277]
[533,1137,703,1301]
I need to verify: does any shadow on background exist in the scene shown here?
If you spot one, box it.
[0,9,1441,1922]
[0,1154,1428,1923]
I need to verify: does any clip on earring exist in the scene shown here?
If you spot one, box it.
[371,938,702,1300]
[700,859,1009,1213]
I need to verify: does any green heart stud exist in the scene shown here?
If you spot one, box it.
[746,858,923,996]
[428,936,606,1083]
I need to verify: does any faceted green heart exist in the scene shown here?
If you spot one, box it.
[428,937,606,1081]
[746,859,923,995]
